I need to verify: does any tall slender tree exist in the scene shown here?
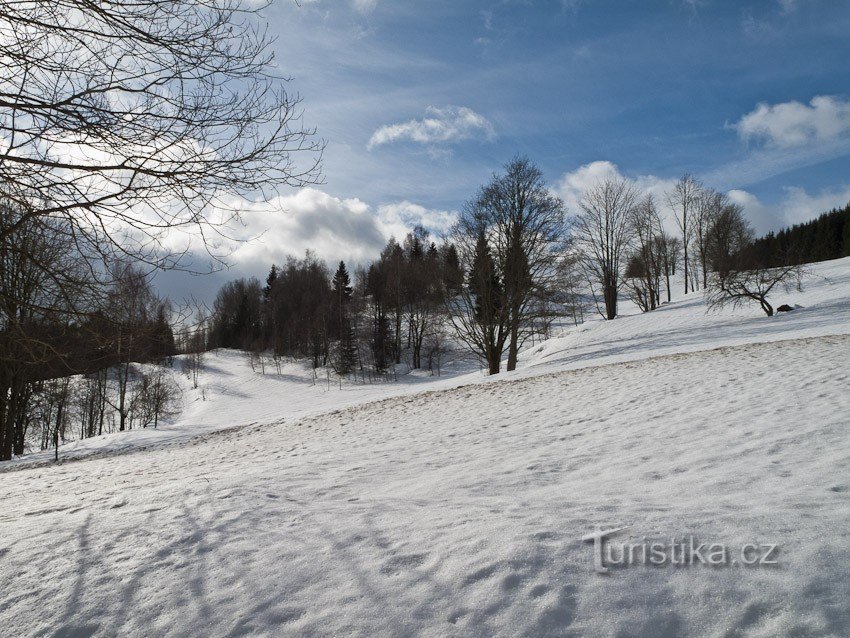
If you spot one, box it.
[667,174,703,294]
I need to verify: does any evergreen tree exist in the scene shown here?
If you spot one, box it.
[334,316,358,375]
[469,231,502,325]
[442,243,464,296]
[263,265,277,301]
[332,261,353,302]
[151,304,176,362]
[748,203,850,266]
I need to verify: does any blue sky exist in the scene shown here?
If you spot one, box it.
[156,0,850,301]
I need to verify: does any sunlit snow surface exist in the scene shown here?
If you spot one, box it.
[1,258,849,636]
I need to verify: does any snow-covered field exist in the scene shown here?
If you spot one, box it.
[10,257,850,468]
[2,258,850,636]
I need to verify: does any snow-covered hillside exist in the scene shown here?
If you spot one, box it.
[1,258,849,636]
[8,257,850,467]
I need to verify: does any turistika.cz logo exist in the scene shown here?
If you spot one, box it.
[582,527,779,574]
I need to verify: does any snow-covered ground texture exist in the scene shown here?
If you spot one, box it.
[8,256,850,467]
[1,335,848,636]
[1,257,849,636]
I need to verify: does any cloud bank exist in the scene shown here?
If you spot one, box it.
[221,188,455,273]
[556,160,850,235]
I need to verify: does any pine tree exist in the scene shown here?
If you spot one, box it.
[334,316,358,375]
[332,261,352,301]
[442,243,464,295]
[469,232,502,324]
[329,260,357,373]
[263,265,277,301]
[151,304,176,362]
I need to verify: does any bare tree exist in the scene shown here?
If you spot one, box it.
[447,229,509,375]
[624,195,664,312]
[132,368,180,429]
[0,0,321,282]
[0,199,90,459]
[573,177,639,320]
[667,175,703,294]
[423,322,450,377]
[77,369,109,439]
[707,265,804,317]
[705,202,754,278]
[693,188,729,289]
[556,252,588,326]
[104,263,158,431]
[182,328,207,391]
[654,229,680,304]
[456,157,565,371]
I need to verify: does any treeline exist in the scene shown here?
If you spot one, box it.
[209,230,464,377]
[208,158,847,378]
[748,204,850,267]
[0,199,182,460]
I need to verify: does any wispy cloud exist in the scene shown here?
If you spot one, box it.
[367,106,496,150]
[777,0,804,14]
[351,0,377,14]
[732,96,850,148]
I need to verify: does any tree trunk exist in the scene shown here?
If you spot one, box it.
[486,340,501,375]
[0,386,12,461]
[603,276,618,320]
[488,356,500,375]
[394,309,402,365]
[506,299,521,371]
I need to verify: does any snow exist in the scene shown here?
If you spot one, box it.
[1,257,850,636]
[11,257,850,468]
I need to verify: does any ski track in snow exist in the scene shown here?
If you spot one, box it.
[1,258,850,636]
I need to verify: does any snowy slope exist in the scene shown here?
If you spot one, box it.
[1,258,849,636]
[8,256,850,467]
[1,336,848,636]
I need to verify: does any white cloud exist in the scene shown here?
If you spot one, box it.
[556,160,622,213]
[730,185,850,233]
[368,106,496,150]
[556,161,675,218]
[150,189,457,304]
[733,96,850,148]
[726,190,776,234]
[558,161,850,236]
[376,201,457,239]
[205,188,455,276]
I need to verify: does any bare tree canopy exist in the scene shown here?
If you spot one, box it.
[667,174,702,295]
[707,264,803,317]
[573,176,639,320]
[450,157,565,373]
[0,0,322,268]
